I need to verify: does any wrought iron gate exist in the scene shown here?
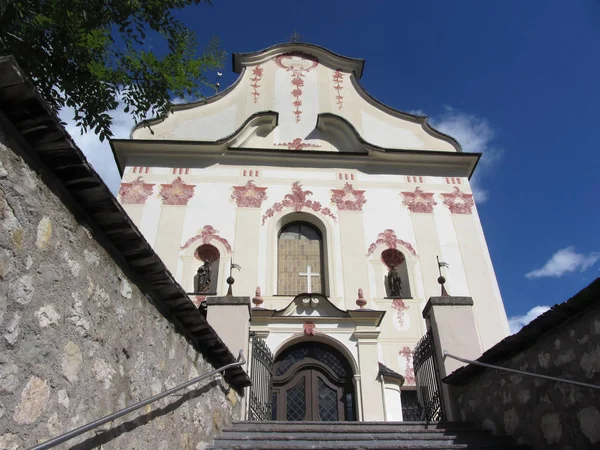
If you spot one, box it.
[413,329,445,421]
[247,334,274,421]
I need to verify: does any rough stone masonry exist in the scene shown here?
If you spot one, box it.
[0,121,241,449]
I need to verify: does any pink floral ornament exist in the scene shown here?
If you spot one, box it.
[180,225,232,253]
[275,138,321,151]
[159,177,195,206]
[304,322,316,336]
[332,70,344,110]
[441,187,474,214]
[367,229,417,256]
[231,180,268,208]
[275,52,319,123]
[391,299,409,327]
[262,181,337,225]
[330,183,366,211]
[399,346,416,385]
[250,65,263,103]
[118,176,154,204]
[401,187,437,214]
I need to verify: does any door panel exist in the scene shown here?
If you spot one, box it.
[275,368,344,421]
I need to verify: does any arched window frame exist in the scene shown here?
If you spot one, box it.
[264,211,339,298]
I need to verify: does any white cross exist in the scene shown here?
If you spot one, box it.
[299,265,320,293]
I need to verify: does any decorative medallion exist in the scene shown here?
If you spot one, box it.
[332,70,344,110]
[249,65,263,103]
[275,52,319,123]
[381,248,406,268]
[118,176,154,204]
[399,346,416,385]
[330,182,366,211]
[441,187,475,215]
[391,299,409,327]
[275,138,321,151]
[195,244,220,262]
[180,225,232,253]
[159,177,195,206]
[262,181,337,225]
[303,322,315,336]
[401,187,437,214]
[367,229,417,257]
[231,180,268,208]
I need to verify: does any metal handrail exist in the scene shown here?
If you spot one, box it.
[444,351,600,390]
[30,350,246,450]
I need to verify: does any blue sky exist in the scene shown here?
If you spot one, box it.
[63,0,600,331]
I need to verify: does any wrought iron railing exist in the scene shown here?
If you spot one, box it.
[29,351,245,450]
[413,329,445,421]
[248,334,274,421]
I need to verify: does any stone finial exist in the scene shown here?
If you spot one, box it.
[438,276,449,296]
[226,276,234,296]
[356,288,367,309]
[252,286,264,308]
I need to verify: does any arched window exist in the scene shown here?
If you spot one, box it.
[193,244,220,294]
[278,222,324,295]
[382,248,412,298]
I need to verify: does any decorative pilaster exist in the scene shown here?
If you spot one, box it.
[118,176,154,225]
[154,177,195,273]
[352,329,385,421]
[333,183,369,307]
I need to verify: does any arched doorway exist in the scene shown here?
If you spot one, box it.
[272,342,356,421]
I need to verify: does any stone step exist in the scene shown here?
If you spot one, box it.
[208,442,529,450]
[227,421,483,433]
[218,432,493,441]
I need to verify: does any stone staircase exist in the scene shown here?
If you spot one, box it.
[208,421,529,449]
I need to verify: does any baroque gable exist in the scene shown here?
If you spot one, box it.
[128,43,461,155]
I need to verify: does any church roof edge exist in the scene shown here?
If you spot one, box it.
[232,42,366,79]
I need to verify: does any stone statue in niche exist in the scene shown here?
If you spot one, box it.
[387,265,402,297]
[194,261,211,293]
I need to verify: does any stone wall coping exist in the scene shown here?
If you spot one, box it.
[206,296,252,316]
[444,278,600,385]
[0,56,250,390]
[422,296,474,319]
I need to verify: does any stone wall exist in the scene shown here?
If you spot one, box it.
[449,302,600,449]
[0,125,241,449]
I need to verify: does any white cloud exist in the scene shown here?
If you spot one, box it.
[526,246,600,279]
[429,107,503,203]
[59,105,135,195]
[508,305,551,334]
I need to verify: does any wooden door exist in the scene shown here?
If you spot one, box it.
[274,365,345,421]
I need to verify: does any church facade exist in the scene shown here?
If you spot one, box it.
[111,43,510,422]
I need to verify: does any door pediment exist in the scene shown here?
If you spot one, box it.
[274,293,350,318]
